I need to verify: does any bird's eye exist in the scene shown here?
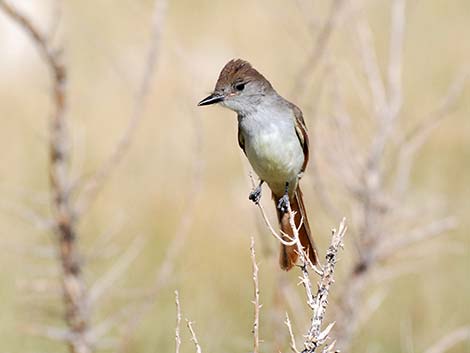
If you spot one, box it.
[235,83,245,91]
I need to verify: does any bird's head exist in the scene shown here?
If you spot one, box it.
[198,59,273,114]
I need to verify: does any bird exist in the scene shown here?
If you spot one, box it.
[198,59,318,271]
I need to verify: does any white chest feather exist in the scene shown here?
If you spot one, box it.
[239,108,304,193]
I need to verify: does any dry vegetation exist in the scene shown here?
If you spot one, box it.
[0,0,468,353]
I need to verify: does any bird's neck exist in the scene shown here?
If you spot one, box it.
[236,91,287,117]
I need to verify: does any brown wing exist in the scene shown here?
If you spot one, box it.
[237,119,246,156]
[291,104,309,174]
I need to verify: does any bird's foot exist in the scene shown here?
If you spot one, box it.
[249,185,262,204]
[277,194,290,214]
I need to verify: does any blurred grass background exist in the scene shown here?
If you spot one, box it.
[0,0,468,352]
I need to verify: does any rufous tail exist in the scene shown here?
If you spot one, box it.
[274,186,318,271]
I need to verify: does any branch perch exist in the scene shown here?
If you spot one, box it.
[0,2,92,352]
[301,218,347,353]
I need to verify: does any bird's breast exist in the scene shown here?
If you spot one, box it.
[240,114,304,193]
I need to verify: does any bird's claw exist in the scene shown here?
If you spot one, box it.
[249,185,262,204]
[277,194,290,213]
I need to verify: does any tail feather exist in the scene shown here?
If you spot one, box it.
[274,186,318,271]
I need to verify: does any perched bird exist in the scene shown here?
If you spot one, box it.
[198,59,318,270]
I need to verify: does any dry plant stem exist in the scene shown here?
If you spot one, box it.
[286,202,318,307]
[248,174,297,246]
[302,219,347,353]
[23,324,71,342]
[323,0,463,349]
[376,217,457,260]
[394,72,468,196]
[86,307,135,344]
[186,320,203,353]
[332,1,408,347]
[89,236,145,304]
[256,200,297,246]
[76,0,168,215]
[175,291,182,353]
[250,172,346,351]
[0,199,55,231]
[174,292,202,353]
[284,199,347,353]
[151,111,204,293]
[292,0,345,98]
[118,114,204,351]
[424,326,470,353]
[48,0,62,41]
[0,2,92,353]
[250,237,261,353]
[285,313,300,353]
[108,3,200,350]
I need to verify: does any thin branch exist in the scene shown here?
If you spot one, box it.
[376,217,457,260]
[87,306,135,344]
[86,213,125,260]
[118,109,204,351]
[424,326,470,353]
[249,174,297,246]
[387,0,406,119]
[89,236,145,304]
[321,340,338,353]
[292,0,346,98]
[252,173,346,352]
[356,0,405,179]
[186,320,202,353]
[76,0,168,215]
[0,2,92,352]
[257,201,298,246]
[250,237,261,353]
[355,289,389,332]
[355,5,387,118]
[285,313,301,353]
[47,0,62,42]
[394,72,468,195]
[281,209,347,353]
[285,202,319,306]
[303,219,347,352]
[404,72,468,146]
[0,200,54,231]
[175,291,182,353]
[23,324,72,343]
[313,1,463,350]
[149,110,205,292]
[0,1,60,73]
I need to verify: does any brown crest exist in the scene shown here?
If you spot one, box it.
[215,59,271,91]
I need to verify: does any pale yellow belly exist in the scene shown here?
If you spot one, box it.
[245,130,304,195]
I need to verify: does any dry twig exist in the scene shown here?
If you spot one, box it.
[424,326,470,353]
[118,108,204,352]
[175,291,182,353]
[306,0,466,349]
[174,291,203,353]
[76,0,168,215]
[250,237,262,353]
[249,174,297,247]
[89,236,145,304]
[300,218,347,353]
[276,203,347,353]
[285,313,300,353]
[186,320,203,353]
[0,2,91,352]
[292,0,346,98]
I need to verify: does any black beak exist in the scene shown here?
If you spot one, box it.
[198,93,224,106]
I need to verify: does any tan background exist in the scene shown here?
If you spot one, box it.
[0,0,468,352]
